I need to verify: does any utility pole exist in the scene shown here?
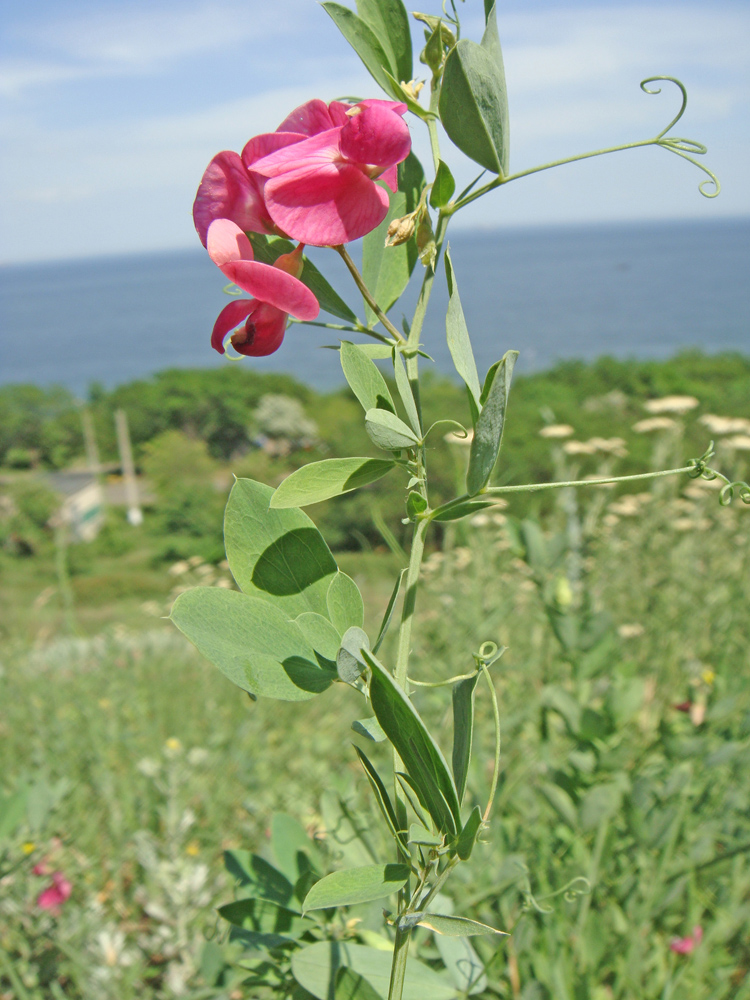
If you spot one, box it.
[80,406,102,476]
[115,408,143,526]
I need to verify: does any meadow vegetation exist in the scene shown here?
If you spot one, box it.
[1,352,749,998]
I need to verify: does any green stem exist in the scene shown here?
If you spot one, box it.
[387,925,412,1000]
[450,139,657,213]
[334,245,406,343]
[417,855,460,912]
[481,664,502,823]
[485,464,696,495]
[428,464,697,523]
[289,317,391,342]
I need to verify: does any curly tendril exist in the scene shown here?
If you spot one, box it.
[686,442,750,505]
[641,77,720,197]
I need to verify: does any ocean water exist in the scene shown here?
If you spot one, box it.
[1,218,748,396]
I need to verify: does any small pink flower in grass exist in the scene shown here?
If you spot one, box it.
[37,871,72,913]
[251,99,411,246]
[670,925,703,954]
[207,219,318,357]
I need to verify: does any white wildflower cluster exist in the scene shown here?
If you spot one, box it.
[563,437,627,458]
[538,424,574,439]
[643,395,699,415]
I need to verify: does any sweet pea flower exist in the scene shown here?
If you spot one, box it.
[670,925,703,955]
[193,98,411,248]
[251,99,411,246]
[37,871,72,913]
[206,219,319,357]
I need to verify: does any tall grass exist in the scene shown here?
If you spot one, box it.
[1,437,749,998]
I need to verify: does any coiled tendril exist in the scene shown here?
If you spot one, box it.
[641,77,720,198]
[687,442,750,506]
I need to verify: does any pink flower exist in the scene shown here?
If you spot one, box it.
[206,219,318,356]
[252,99,411,246]
[670,925,703,954]
[193,98,411,248]
[36,871,72,913]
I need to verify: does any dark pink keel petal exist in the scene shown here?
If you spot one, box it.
[210,299,256,353]
[232,301,288,356]
[207,219,254,266]
[264,161,389,245]
[193,151,268,246]
[276,99,338,136]
[339,101,411,168]
[219,260,319,320]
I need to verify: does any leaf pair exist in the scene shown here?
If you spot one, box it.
[171,479,365,700]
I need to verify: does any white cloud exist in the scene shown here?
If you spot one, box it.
[1,0,319,95]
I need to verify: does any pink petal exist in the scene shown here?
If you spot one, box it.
[207,219,254,266]
[264,160,389,245]
[193,151,268,247]
[37,873,72,911]
[692,926,703,945]
[339,101,411,168]
[241,130,305,168]
[232,301,288,357]
[276,99,336,136]
[250,128,342,179]
[218,260,319,320]
[210,299,257,353]
[670,936,695,955]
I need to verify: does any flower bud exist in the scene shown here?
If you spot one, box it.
[385,213,417,247]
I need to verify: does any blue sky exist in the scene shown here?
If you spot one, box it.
[1,0,748,263]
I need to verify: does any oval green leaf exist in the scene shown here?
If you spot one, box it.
[430,160,456,208]
[322,3,396,96]
[466,350,518,495]
[445,248,481,423]
[292,941,456,1000]
[365,409,420,451]
[302,863,409,912]
[361,154,425,326]
[438,4,509,175]
[327,571,365,634]
[340,341,395,414]
[171,588,333,701]
[356,0,412,84]
[224,479,338,619]
[416,912,508,937]
[452,673,480,804]
[364,649,461,834]
[271,458,396,508]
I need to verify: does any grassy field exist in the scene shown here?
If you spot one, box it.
[2,363,750,999]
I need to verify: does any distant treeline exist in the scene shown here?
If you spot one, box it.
[2,350,749,552]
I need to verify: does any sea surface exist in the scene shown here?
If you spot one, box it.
[1,218,748,396]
